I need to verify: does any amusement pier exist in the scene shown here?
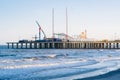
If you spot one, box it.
[7,9,120,49]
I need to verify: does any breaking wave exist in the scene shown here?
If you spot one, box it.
[1,48,120,80]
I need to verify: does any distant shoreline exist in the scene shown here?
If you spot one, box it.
[78,69,120,80]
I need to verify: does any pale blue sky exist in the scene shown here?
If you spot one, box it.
[0,0,120,44]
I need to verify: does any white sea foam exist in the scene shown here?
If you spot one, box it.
[0,59,85,69]
[0,49,120,80]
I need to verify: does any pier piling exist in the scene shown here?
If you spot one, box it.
[7,41,120,49]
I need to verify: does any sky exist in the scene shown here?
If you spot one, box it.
[0,0,120,44]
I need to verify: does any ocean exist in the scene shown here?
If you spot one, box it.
[0,45,120,80]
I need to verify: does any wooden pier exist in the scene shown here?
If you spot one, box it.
[7,41,120,49]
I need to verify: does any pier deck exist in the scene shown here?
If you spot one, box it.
[7,41,120,49]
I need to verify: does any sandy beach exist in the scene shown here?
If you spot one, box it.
[79,69,120,80]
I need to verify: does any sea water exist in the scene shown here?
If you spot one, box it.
[1,45,120,80]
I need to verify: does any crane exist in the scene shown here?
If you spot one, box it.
[36,21,47,40]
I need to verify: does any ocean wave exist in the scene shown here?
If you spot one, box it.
[0,59,97,69]
[1,49,120,80]
[0,54,16,57]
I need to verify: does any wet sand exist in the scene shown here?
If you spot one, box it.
[78,69,120,80]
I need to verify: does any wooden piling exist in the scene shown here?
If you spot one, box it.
[7,41,120,49]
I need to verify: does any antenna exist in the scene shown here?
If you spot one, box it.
[66,8,68,40]
[52,8,54,39]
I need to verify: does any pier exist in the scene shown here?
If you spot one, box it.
[7,41,120,49]
[5,8,120,50]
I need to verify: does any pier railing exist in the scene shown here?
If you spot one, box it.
[7,41,120,49]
